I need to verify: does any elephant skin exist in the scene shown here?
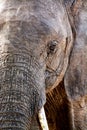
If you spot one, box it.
[64,0,87,130]
[0,0,73,130]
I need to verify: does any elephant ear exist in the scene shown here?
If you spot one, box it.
[64,0,87,100]
[64,39,87,100]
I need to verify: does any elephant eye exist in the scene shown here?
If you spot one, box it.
[47,40,58,55]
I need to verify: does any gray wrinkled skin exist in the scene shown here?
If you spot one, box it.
[64,1,87,130]
[0,0,73,130]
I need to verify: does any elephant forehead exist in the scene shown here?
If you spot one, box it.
[0,0,68,38]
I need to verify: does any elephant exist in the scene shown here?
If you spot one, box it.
[0,0,73,130]
[1,0,87,130]
[0,0,73,129]
[44,0,87,130]
[0,0,87,130]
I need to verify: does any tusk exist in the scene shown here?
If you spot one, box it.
[38,106,49,130]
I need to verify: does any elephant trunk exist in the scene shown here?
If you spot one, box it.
[0,90,31,130]
[0,53,46,130]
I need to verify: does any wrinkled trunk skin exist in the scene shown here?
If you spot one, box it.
[30,116,41,130]
[0,52,45,130]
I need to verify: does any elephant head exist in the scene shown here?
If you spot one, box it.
[0,0,73,129]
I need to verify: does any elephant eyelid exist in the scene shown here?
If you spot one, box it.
[47,40,58,55]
